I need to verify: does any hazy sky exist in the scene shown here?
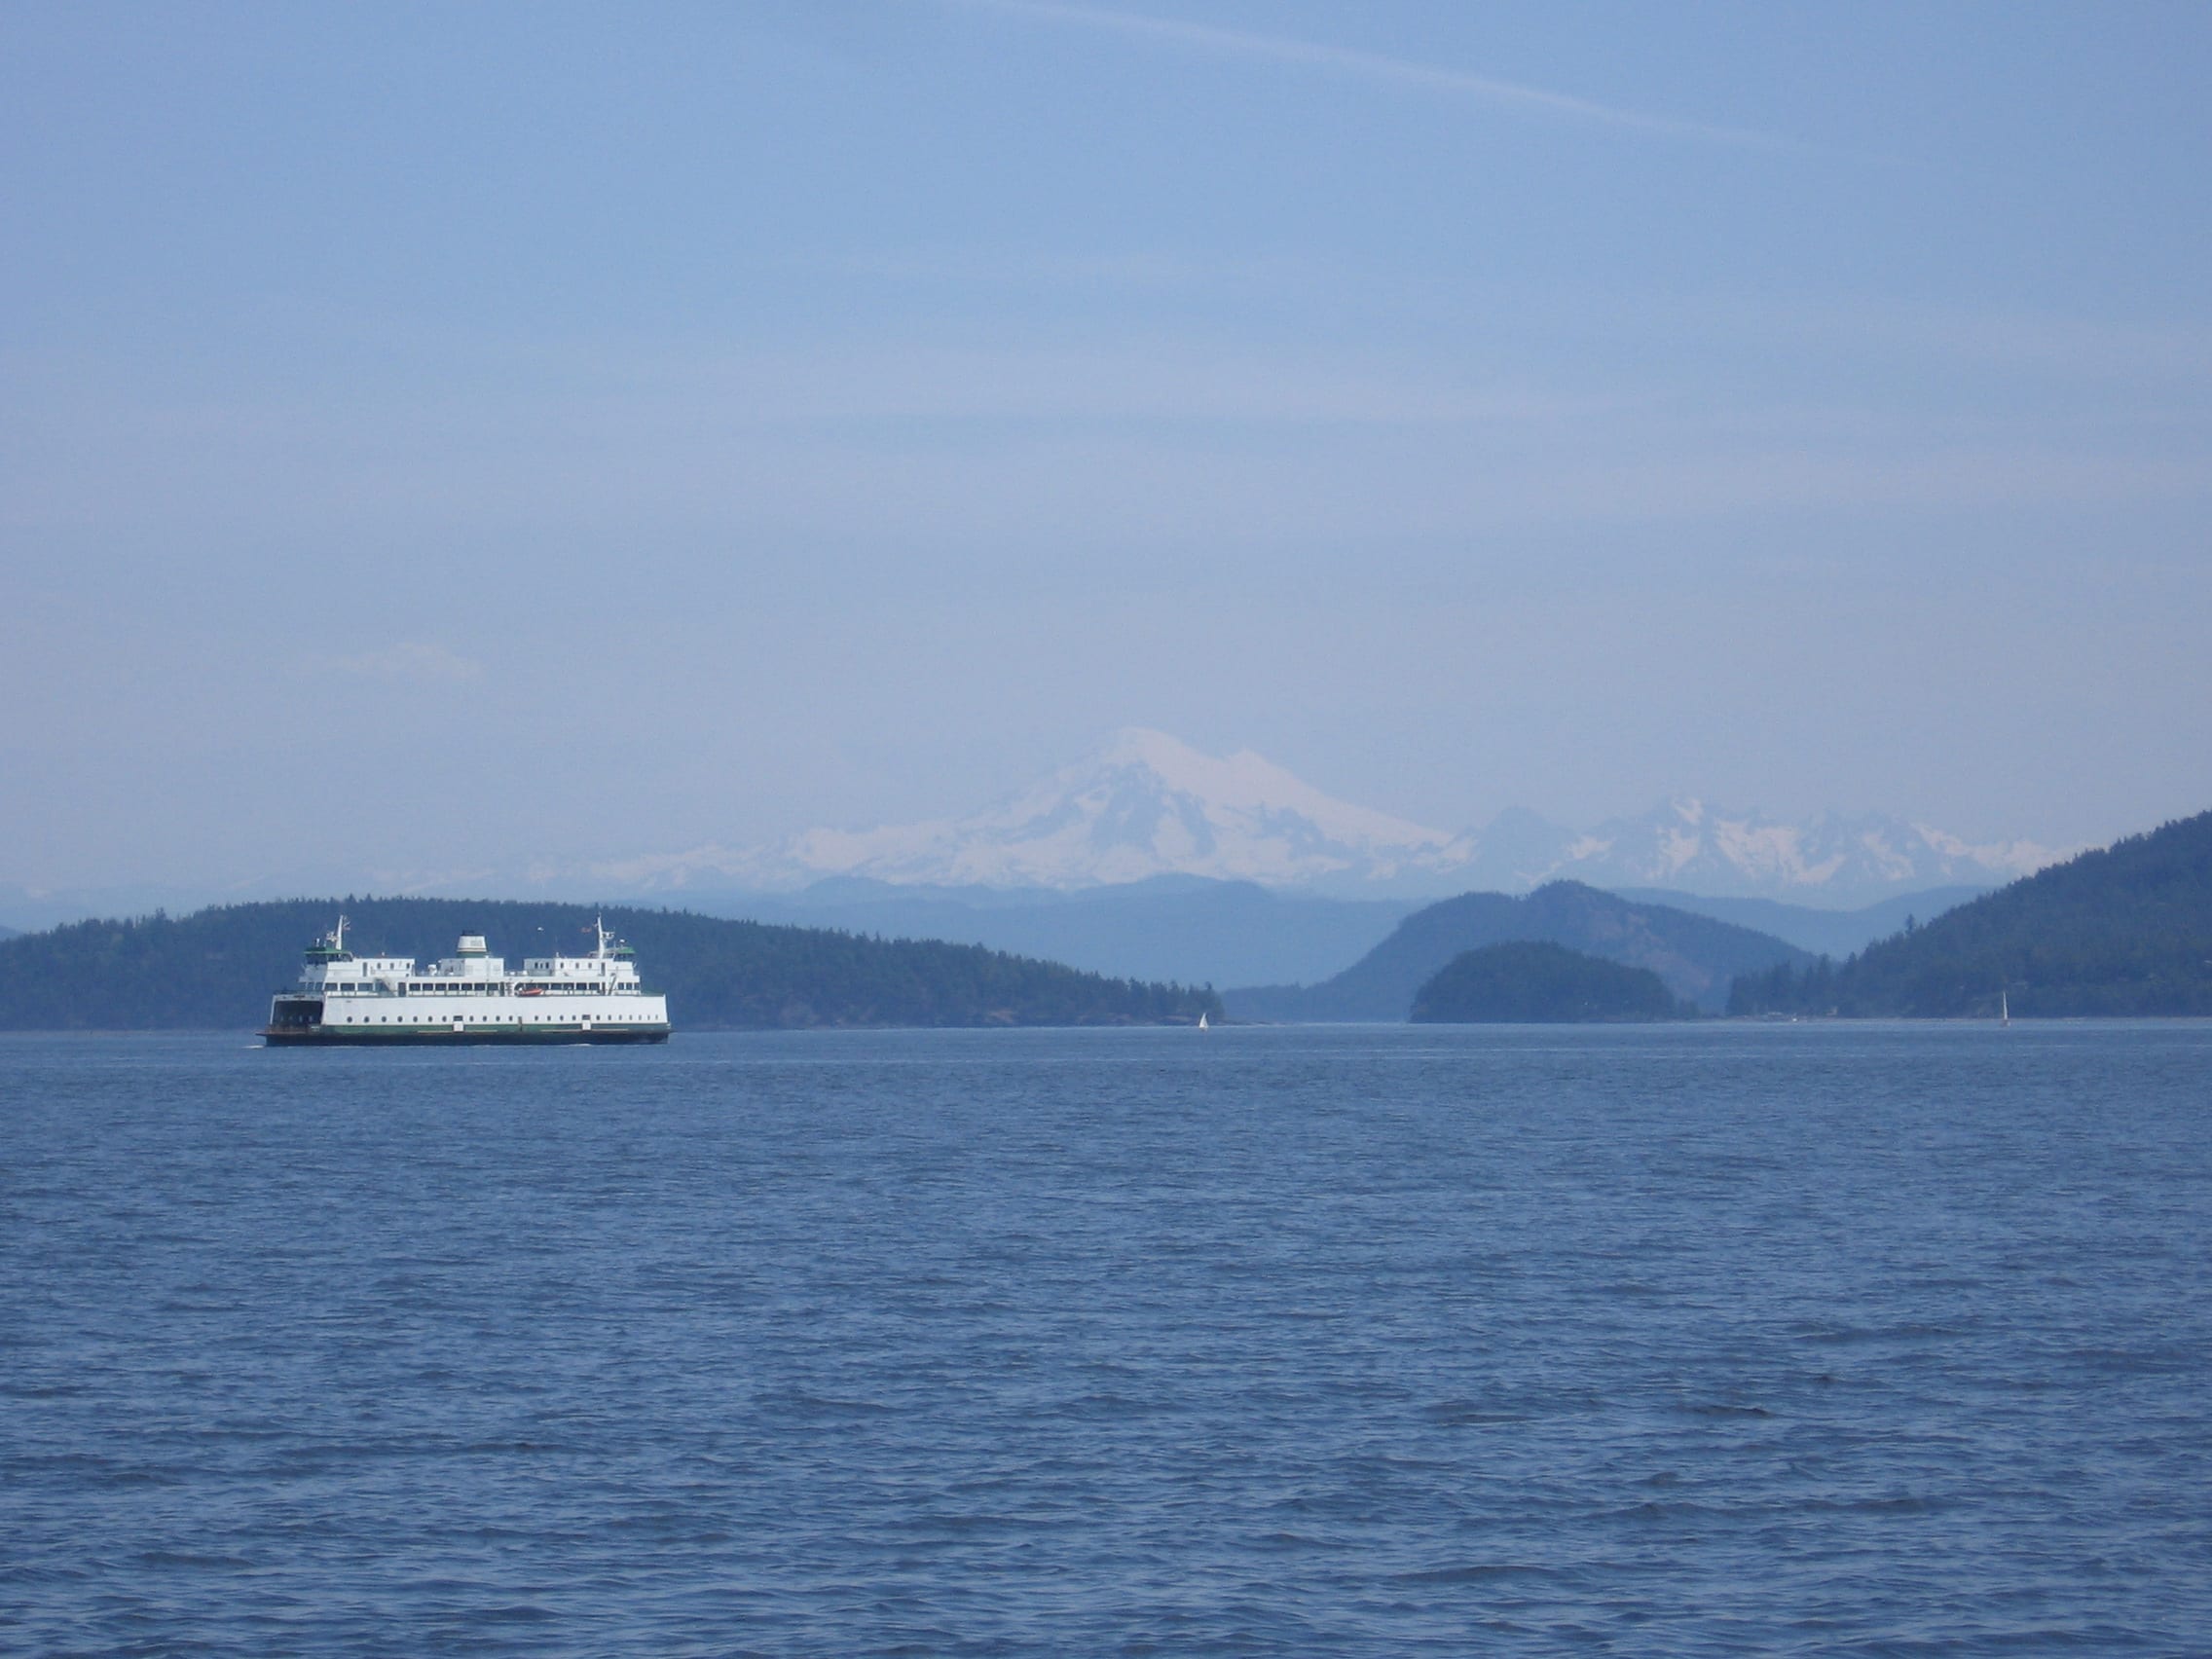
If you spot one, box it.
[6,1,2209,890]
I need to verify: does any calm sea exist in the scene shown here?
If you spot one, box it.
[4,1024,2209,1655]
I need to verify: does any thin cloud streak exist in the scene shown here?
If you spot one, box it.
[947,0,1782,149]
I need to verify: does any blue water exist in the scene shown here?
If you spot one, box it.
[4,1024,2209,1655]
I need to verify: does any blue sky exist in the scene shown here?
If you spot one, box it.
[4,1,2209,889]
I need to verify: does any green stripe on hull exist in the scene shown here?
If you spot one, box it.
[264,1026,670,1047]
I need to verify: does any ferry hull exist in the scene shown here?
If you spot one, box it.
[263,1025,670,1047]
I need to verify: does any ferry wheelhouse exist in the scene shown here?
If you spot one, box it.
[263,916,672,1046]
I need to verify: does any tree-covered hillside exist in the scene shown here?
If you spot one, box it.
[0,899,1221,1031]
[1412,942,1691,1023]
[1227,881,1808,1020]
[1727,809,2212,1017]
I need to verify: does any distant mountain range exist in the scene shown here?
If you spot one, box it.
[591,729,2067,906]
[0,735,2066,945]
[1476,799,2054,904]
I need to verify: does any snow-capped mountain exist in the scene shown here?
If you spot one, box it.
[1456,797,2064,903]
[608,729,1464,894]
[588,731,2070,903]
[789,727,1466,888]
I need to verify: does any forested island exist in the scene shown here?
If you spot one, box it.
[1412,942,1692,1023]
[1728,808,2212,1017]
[0,899,1221,1031]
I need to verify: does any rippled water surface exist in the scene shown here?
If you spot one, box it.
[5,1024,2210,1655]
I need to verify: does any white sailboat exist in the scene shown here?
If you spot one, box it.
[2000,990,2009,1026]
[1198,1012,1208,1030]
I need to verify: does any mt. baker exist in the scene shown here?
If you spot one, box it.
[603,730,2066,903]
[613,729,1462,894]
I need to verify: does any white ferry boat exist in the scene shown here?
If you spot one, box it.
[263,917,671,1046]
